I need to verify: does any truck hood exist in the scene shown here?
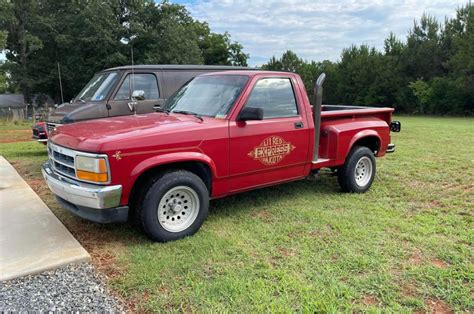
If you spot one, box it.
[48,101,105,123]
[50,113,203,152]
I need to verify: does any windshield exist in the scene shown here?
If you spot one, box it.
[75,71,119,102]
[162,75,249,118]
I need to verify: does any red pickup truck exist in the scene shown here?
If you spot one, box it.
[42,71,400,242]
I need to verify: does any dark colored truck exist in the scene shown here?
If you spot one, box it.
[42,70,401,242]
[32,65,250,142]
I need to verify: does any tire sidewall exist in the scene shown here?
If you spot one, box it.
[345,146,376,193]
[141,171,209,242]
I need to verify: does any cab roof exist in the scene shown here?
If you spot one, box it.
[104,64,254,71]
[201,70,296,77]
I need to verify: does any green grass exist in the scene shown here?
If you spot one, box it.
[0,118,33,130]
[0,116,472,312]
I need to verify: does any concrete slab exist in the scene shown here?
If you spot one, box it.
[0,156,90,281]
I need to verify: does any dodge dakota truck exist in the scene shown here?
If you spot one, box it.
[42,70,401,242]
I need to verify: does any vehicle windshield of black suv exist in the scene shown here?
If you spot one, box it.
[75,71,119,102]
[162,75,249,118]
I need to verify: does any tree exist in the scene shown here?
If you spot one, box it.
[447,3,474,113]
[0,30,6,49]
[263,50,303,73]
[409,79,432,113]
[0,0,43,103]
[0,0,249,102]
[403,14,445,80]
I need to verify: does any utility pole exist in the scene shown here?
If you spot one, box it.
[57,62,64,104]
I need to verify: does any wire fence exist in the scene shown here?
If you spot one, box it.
[0,107,49,122]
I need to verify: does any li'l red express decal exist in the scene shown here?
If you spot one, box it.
[248,136,295,166]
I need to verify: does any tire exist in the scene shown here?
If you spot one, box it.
[137,170,209,242]
[337,146,376,193]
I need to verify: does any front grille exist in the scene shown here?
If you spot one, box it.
[47,142,110,185]
[48,143,76,179]
[47,122,62,133]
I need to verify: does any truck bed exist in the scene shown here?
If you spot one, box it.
[311,105,394,169]
[318,105,394,124]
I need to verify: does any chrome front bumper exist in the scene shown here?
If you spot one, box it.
[42,162,122,209]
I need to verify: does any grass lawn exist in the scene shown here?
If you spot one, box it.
[0,116,472,312]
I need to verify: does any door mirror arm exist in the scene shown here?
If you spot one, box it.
[128,90,145,112]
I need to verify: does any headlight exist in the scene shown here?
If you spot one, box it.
[75,155,108,183]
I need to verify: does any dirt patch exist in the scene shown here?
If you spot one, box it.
[0,138,33,143]
[278,247,298,257]
[0,129,34,143]
[431,258,448,268]
[4,129,31,133]
[425,299,453,314]
[361,294,378,306]
[309,224,334,238]
[429,200,442,208]
[250,209,272,223]
[400,283,418,298]
[409,250,423,265]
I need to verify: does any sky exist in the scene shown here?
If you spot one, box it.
[1,1,467,66]
[171,0,468,66]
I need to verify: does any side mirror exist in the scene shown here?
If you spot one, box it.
[238,107,263,121]
[131,90,145,101]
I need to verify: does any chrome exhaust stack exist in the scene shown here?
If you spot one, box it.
[312,73,326,162]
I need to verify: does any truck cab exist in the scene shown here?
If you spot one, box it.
[42,70,400,242]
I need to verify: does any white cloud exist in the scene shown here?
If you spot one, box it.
[176,0,467,66]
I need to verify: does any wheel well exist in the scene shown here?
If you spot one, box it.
[353,136,380,154]
[129,161,212,208]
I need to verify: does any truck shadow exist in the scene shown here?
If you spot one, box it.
[64,171,342,246]
[209,171,341,219]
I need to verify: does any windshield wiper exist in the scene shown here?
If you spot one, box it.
[78,97,86,103]
[154,106,170,115]
[172,110,204,122]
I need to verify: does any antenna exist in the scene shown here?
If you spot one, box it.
[57,62,64,103]
[131,46,135,95]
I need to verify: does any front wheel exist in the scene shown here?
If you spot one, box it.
[337,146,376,193]
[138,170,209,242]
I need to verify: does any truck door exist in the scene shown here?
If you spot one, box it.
[228,77,310,192]
[107,72,164,117]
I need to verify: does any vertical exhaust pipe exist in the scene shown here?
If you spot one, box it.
[312,73,326,162]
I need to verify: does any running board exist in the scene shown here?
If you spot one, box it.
[312,158,330,165]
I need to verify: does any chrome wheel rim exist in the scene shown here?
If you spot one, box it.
[157,186,200,233]
[354,156,373,187]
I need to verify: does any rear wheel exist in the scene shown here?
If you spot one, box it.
[337,146,376,193]
[138,170,209,242]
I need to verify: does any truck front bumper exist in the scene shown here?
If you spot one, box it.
[42,162,128,223]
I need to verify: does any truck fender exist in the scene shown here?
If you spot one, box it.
[128,152,218,185]
[348,130,382,156]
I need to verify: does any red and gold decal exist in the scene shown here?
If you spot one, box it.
[248,136,295,166]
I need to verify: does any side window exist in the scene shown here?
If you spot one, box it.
[114,73,159,100]
[245,78,298,119]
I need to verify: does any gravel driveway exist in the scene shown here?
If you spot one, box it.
[0,262,124,312]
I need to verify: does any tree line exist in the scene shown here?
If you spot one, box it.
[1,1,473,115]
[263,3,473,115]
[0,0,248,103]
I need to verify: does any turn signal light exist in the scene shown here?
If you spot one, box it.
[77,170,108,183]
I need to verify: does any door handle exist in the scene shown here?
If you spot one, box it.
[153,104,161,109]
[294,122,304,129]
